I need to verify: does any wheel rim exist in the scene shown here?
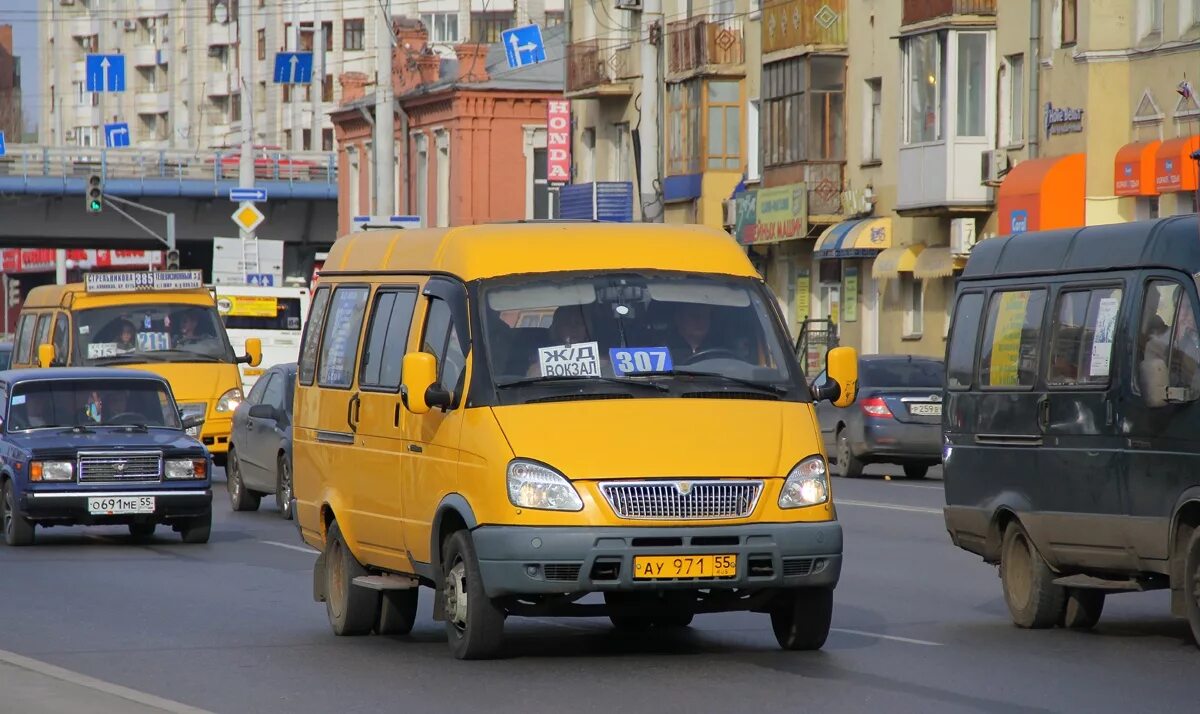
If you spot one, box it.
[2,486,12,538]
[328,539,346,619]
[837,435,850,473]
[228,456,241,503]
[1007,532,1034,611]
[279,462,292,512]
[445,558,469,633]
[1191,557,1200,612]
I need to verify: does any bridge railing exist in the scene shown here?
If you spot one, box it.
[0,145,338,184]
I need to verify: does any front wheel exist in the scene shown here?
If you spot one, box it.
[128,523,156,540]
[442,530,506,659]
[1183,528,1200,648]
[276,455,294,521]
[834,430,863,478]
[903,464,929,480]
[770,587,833,650]
[1000,522,1065,629]
[180,509,211,544]
[226,449,261,512]
[1,480,34,547]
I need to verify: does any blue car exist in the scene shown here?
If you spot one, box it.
[0,368,213,545]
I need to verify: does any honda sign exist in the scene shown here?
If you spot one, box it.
[546,99,571,184]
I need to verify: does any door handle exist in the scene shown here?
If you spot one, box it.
[408,444,423,453]
[1037,395,1050,432]
[347,393,361,431]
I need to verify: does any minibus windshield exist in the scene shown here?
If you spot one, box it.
[481,273,801,398]
[74,304,236,365]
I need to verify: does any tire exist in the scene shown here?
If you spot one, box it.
[770,587,833,650]
[1183,528,1200,648]
[608,615,654,631]
[1,480,34,547]
[276,454,294,521]
[654,612,694,628]
[226,449,261,513]
[442,530,506,659]
[834,429,863,479]
[128,523,156,540]
[903,464,929,480]
[375,589,419,636]
[180,509,211,544]
[1000,522,1065,629]
[1061,588,1105,630]
[324,521,379,636]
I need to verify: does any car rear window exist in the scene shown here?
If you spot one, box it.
[861,360,944,388]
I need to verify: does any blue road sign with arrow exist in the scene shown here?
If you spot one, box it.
[246,273,275,287]
[230,187,269,202]
[0,131,6,157]
[273,52,314,84]
[85,54,126,92]
[104,122,130,148]
[501,24,546,69]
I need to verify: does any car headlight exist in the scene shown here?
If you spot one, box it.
[778,456,829,509]
[165,458,208,480]
[215,388,243,413]
[31,460,74,482]
[506,460,583,511]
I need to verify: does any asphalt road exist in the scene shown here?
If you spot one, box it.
[0,466,1195,714]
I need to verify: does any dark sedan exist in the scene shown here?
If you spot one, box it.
[814,355,944,479]
[226,363,295,519]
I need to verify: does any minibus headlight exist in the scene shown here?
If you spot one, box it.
[215,388,243,413]
[31,460,74,482]
[778,456,829,508]
[506,460,583,512]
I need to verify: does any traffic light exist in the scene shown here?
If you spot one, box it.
[6,278,19,308]
[85,174,103,213]
[166,249,180,269]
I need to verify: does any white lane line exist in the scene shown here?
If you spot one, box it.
[830,628,943,647]
[837,499,942,515]
[260,540,319,554]
[0,647,215,714]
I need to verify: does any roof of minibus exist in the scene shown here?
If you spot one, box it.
[23,283,216,310]
[963,214,1200,280]
[319,222,760,281]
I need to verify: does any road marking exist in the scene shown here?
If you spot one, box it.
[830,628,943,646]
[260,540,319,554]
[837,499,942,515]
[0,647,215,713]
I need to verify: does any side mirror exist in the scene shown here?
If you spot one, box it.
[180,412,205,432]
[241,337,263,367]
[248,403,275,419]
[819,346,858,408]
[402,352,438,415]
[37,343,54,369]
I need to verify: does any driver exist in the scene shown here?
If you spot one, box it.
[174,310,209,348]
[667,303,723,363]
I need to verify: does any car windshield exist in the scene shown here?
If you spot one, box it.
[480,272,801,399]
[6,379,181,431]
[861,359,945,388]
[73,304,235,365]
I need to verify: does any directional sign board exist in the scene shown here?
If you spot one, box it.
[273,52,314,84]
[351,215,422,232]
[104,122,130,148]
[501,24,546,69]
[229,187,268,202]
[232,202,265,233]
[86,54,126,92]
[0,131,6,157]
[246,273,275,287]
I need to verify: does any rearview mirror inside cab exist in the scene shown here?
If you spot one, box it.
[37,343,55,369]
[402,352,439,415]
[812,346,858,407]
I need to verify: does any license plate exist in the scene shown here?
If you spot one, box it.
[87,496,155,515]
[909,403,942,416]
[633,554,737,580]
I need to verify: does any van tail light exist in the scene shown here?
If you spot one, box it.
[860,396,893,419]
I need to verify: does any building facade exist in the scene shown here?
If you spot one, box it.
[0,24,21,140]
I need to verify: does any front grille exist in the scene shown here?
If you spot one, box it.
[543,563,582,582]
[78,451,162,482]
[600,480,763,520]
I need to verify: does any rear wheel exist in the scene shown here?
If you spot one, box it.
[227,449,261,512]
[128,523,156,540]
[1,480,34,547]
[324,522,379,636]
[1000,522,1065,629]
[1061,589,1105,630]
[903,464,929,480]
[770,587,833,650]
[442,530,506,659]
[180,509,211,544]
[276,455,293,521]
[834,429,863,478]
[1183,528,1200,648]
[375,589,419,636]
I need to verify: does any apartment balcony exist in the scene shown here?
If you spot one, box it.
[666,15,744,81]
[132,44,164,67]
[135,90,170,115]
[762,0,847,56]
[72,60,87,83]
[566,38,639,99]
[71,16,101,38]
[897,141,993,213]
[901,0,996,27]
[206,72,234,96]
[135,0,170,17]
[207,21,235,46]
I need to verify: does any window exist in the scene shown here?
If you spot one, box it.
[245,373,270,406]
[299,22,314,51]
[262,374,287,411]
[610,122,631,183]
[34,314,52,352]
[864,78,882,162]
[53,316,69,365]
[231,92,241,122]
[257,28,265,60]
[323,74,333,102]
[421,12,460,44]
[323,128,334,152]
[1005,54,1024,144]
[14,314,34,364]
[421,299,467,398]
[747,99,761,180]
[666,80,702,175]
[762,55,846,167]
[531,147,558,219]
[979,289,1047,388]
[904,33,943,144]
[344,19,365,51]
[1061,0,1077,45]
[705,81,741,170]
[318,287,370,389]
[298,286,330,385]
[360,290,419,390]
[1138,280,1200,405]
[471,12,513,43]
[957,33,987,137]
[902,276,923,337]
[322,21,334,51]
[1047,288,1122,387]
[545,11,564,26]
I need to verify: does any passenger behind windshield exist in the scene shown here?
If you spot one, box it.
[74,304,234,365]
[7,380,181,431]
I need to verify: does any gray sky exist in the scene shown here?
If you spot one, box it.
[1,0,40,134]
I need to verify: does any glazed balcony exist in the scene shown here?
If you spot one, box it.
[902,0,996,27]
[566,38,639,98]
[666,15,745,80]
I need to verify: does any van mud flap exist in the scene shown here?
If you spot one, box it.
[312,550,327,603]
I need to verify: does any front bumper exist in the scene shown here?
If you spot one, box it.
[471,521,842,598]
[19,488,212,526]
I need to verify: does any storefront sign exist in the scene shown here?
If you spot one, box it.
[1115,161,1140,194]
[734,190,757,244]
[842,266,858,323]
[1045,103,1084,138]
[795,274,810,321]
[546,100,571,184]
[740,183,807,245]
[1009,209,1029,235]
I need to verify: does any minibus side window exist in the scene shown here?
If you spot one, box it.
[14,314,35,364]
[1137,280,1200,406]
[34,314,52,353]
[946,293,984,389]
[298,287,331,386]
[360,289,418,391]
[52,315,70,366]
[978,288,1046,389]
[421,298,467,401]
[317,287,370,389]
[1046,287,1122,388]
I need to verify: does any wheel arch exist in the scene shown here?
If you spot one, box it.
[1169,490,1200,580]
[430,494,478,576]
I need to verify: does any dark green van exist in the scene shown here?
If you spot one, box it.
[943,215,1200,646]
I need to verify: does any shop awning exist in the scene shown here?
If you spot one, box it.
[1154,135,1200,193]
[1114,140,1160,196]
[913,246,966,279]
[997,153,1085,236]
[872,244,924,282]
[813,218,892,259]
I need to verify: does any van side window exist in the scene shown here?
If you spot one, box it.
[52,315,69,365]
[360,289,418,391]
[1047,287,1122,387]
[14,314,35,364]
[1138,280,1200,405]
[979,289,1046,388]
[946,293,984,389]
[422,298,467,399]
[298,287,331,386]
[317,287,370,389]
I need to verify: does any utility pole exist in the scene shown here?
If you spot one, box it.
[639,0,662,222]
[238,0,259,274]
[375,0,395,215]
[290,0,303,151]
[311,8,323,152]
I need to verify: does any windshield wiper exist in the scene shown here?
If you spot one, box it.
[105,423,149,432]
[496,375,669,392]
[629,370,789,395]
[141,350,224,363]
[89,354,154,365]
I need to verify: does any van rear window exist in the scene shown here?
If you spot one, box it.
[979,289,1046,388]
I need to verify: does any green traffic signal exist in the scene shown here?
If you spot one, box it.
[88,199,102,211]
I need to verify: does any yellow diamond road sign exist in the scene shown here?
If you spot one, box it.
[232,202,265,232]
